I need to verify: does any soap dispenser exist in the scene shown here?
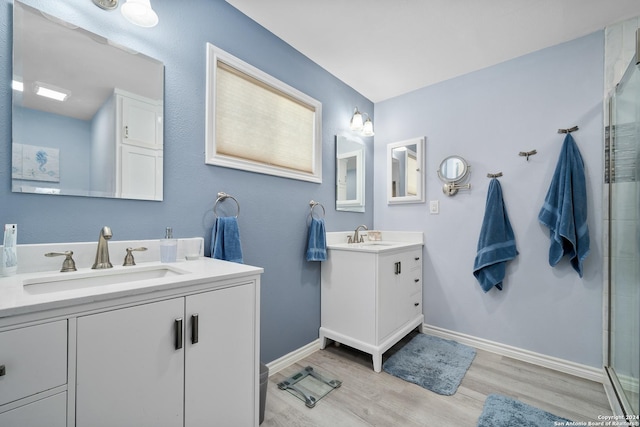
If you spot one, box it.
[160,227,177,263]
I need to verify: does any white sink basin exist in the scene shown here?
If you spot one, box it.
[359,242,393,246]
[23,265,189,294]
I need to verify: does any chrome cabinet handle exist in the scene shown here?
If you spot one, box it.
[414,302,420,307]
[124,125,129,138]
[175,318,183,350]
[191,314,199,344]
[394,262,402,275]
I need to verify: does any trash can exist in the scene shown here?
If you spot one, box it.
[259,362,269,425]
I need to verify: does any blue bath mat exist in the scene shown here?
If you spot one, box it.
[477,394,572,427]
[382,334,476,395]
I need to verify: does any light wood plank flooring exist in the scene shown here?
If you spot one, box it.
[262,332,611,426]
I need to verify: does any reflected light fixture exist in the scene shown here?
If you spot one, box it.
[11,80,24,92]
[121,0,159,28]
[349,107,374,137]
[34,83,70,102]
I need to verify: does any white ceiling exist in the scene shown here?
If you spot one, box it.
[226,0,640,102]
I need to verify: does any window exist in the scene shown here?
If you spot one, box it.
[205,43,322,183]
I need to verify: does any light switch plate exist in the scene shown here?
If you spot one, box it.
[429,200,439,214]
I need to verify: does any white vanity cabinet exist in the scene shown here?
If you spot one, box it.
[0,255,262,427]
[0,320,68,427]
[320,244,423,372]
[76,282,257,427]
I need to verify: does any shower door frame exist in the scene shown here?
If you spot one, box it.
[605,38,640,417]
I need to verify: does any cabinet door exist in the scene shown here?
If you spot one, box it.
[76,298,184,427]
[185,283,257,427]
[122,96,162,148]
[120,144,163,201]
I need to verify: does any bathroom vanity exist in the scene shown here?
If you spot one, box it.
[320,231,424,372]
[0,239,262,427]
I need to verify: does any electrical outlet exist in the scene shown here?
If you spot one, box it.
[429,200,439,214]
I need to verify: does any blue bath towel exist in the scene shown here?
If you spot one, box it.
[473,179,519,292]
[306,217,327,261]
[538,134,590,277]
[211,216,243,263]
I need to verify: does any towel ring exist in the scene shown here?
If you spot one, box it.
[214,192,240,218]
[309,200,325,219]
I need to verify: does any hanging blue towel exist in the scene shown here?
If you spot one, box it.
[538,133,590,277]
[473,179,519,292]
[306,217,327,261]
[211,216,244,263]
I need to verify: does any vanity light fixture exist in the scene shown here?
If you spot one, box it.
[121,0,158,28]
[349,107,375,137]
[92,0,119,11]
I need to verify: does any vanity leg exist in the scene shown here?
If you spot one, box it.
[372,352,382,373]
[319,333,327,350]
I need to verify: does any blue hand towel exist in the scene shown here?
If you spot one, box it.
[306,217,327,261]
[538,134,590,277]
[211,216,244,263]
[473,179,519,292]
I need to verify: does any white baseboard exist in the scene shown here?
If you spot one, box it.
[423,324,605,383]
[265,325,605,383]
[265,339,321,376]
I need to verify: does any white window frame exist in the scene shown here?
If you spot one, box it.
[205,43,322,183]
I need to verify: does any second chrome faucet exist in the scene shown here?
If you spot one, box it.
[348,224,368,244]
[92,226,113,269]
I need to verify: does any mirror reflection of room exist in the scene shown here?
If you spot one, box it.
[335,135,365,212]
[11,1,164,200]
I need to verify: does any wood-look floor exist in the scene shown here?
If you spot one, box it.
[262,332,611,426]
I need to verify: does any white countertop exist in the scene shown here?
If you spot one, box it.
[0,238,263,319]
[326,230,423,253]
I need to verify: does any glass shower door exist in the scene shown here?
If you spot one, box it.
[608,52,640,416]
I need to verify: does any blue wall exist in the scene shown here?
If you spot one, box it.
[0,0,374,363]
[374,32,604,368]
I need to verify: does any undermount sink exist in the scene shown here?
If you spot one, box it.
[23,265,189,294]
[359,242,393,246]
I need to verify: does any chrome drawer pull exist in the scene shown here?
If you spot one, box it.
[175,318,183,350]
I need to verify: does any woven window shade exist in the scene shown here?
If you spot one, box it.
[215,61,315,174]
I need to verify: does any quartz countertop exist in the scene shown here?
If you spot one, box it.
[0,256,262,319]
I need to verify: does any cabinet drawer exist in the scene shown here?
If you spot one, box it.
[0,320,67,406]
[0,391,66,427]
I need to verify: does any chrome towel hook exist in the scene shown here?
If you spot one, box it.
[309,200,325,219]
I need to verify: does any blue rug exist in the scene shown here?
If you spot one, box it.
[477,394,572,426]
[382,334,476,395]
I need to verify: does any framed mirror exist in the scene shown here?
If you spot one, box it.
[12,1,164,200]
[336,135,365,212]
[387,137,425,204]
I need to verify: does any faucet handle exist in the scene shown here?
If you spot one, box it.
[45,251,77,272]
[123,247,148,266]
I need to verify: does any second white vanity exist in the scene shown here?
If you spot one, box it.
[0,238,262,427]
[320,231,424,372]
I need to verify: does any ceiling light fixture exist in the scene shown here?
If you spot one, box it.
[349,107,374,137]
[34,83,70,102]
[121,0,158,28]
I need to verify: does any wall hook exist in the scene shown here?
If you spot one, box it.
[558,125,579,134]
[487,172,503,178]
[518,149,537,161]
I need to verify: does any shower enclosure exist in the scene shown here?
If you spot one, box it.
[606,34,640,416]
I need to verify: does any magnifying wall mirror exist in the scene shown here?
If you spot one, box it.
[12,1,165,200]
[336,135,365,212]
[437,155,471,196]
[387,137,425,204]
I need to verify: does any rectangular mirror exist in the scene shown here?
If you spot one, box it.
[12,1,164,200]
[387,137,425,204]
[336,135,365,212]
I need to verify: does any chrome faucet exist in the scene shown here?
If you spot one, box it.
[348,224,368,244]
[92,226,113,269]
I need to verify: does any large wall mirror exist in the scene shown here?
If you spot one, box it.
[335,135,365,212]
[12,1,165,200]
[387,136,425,204]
